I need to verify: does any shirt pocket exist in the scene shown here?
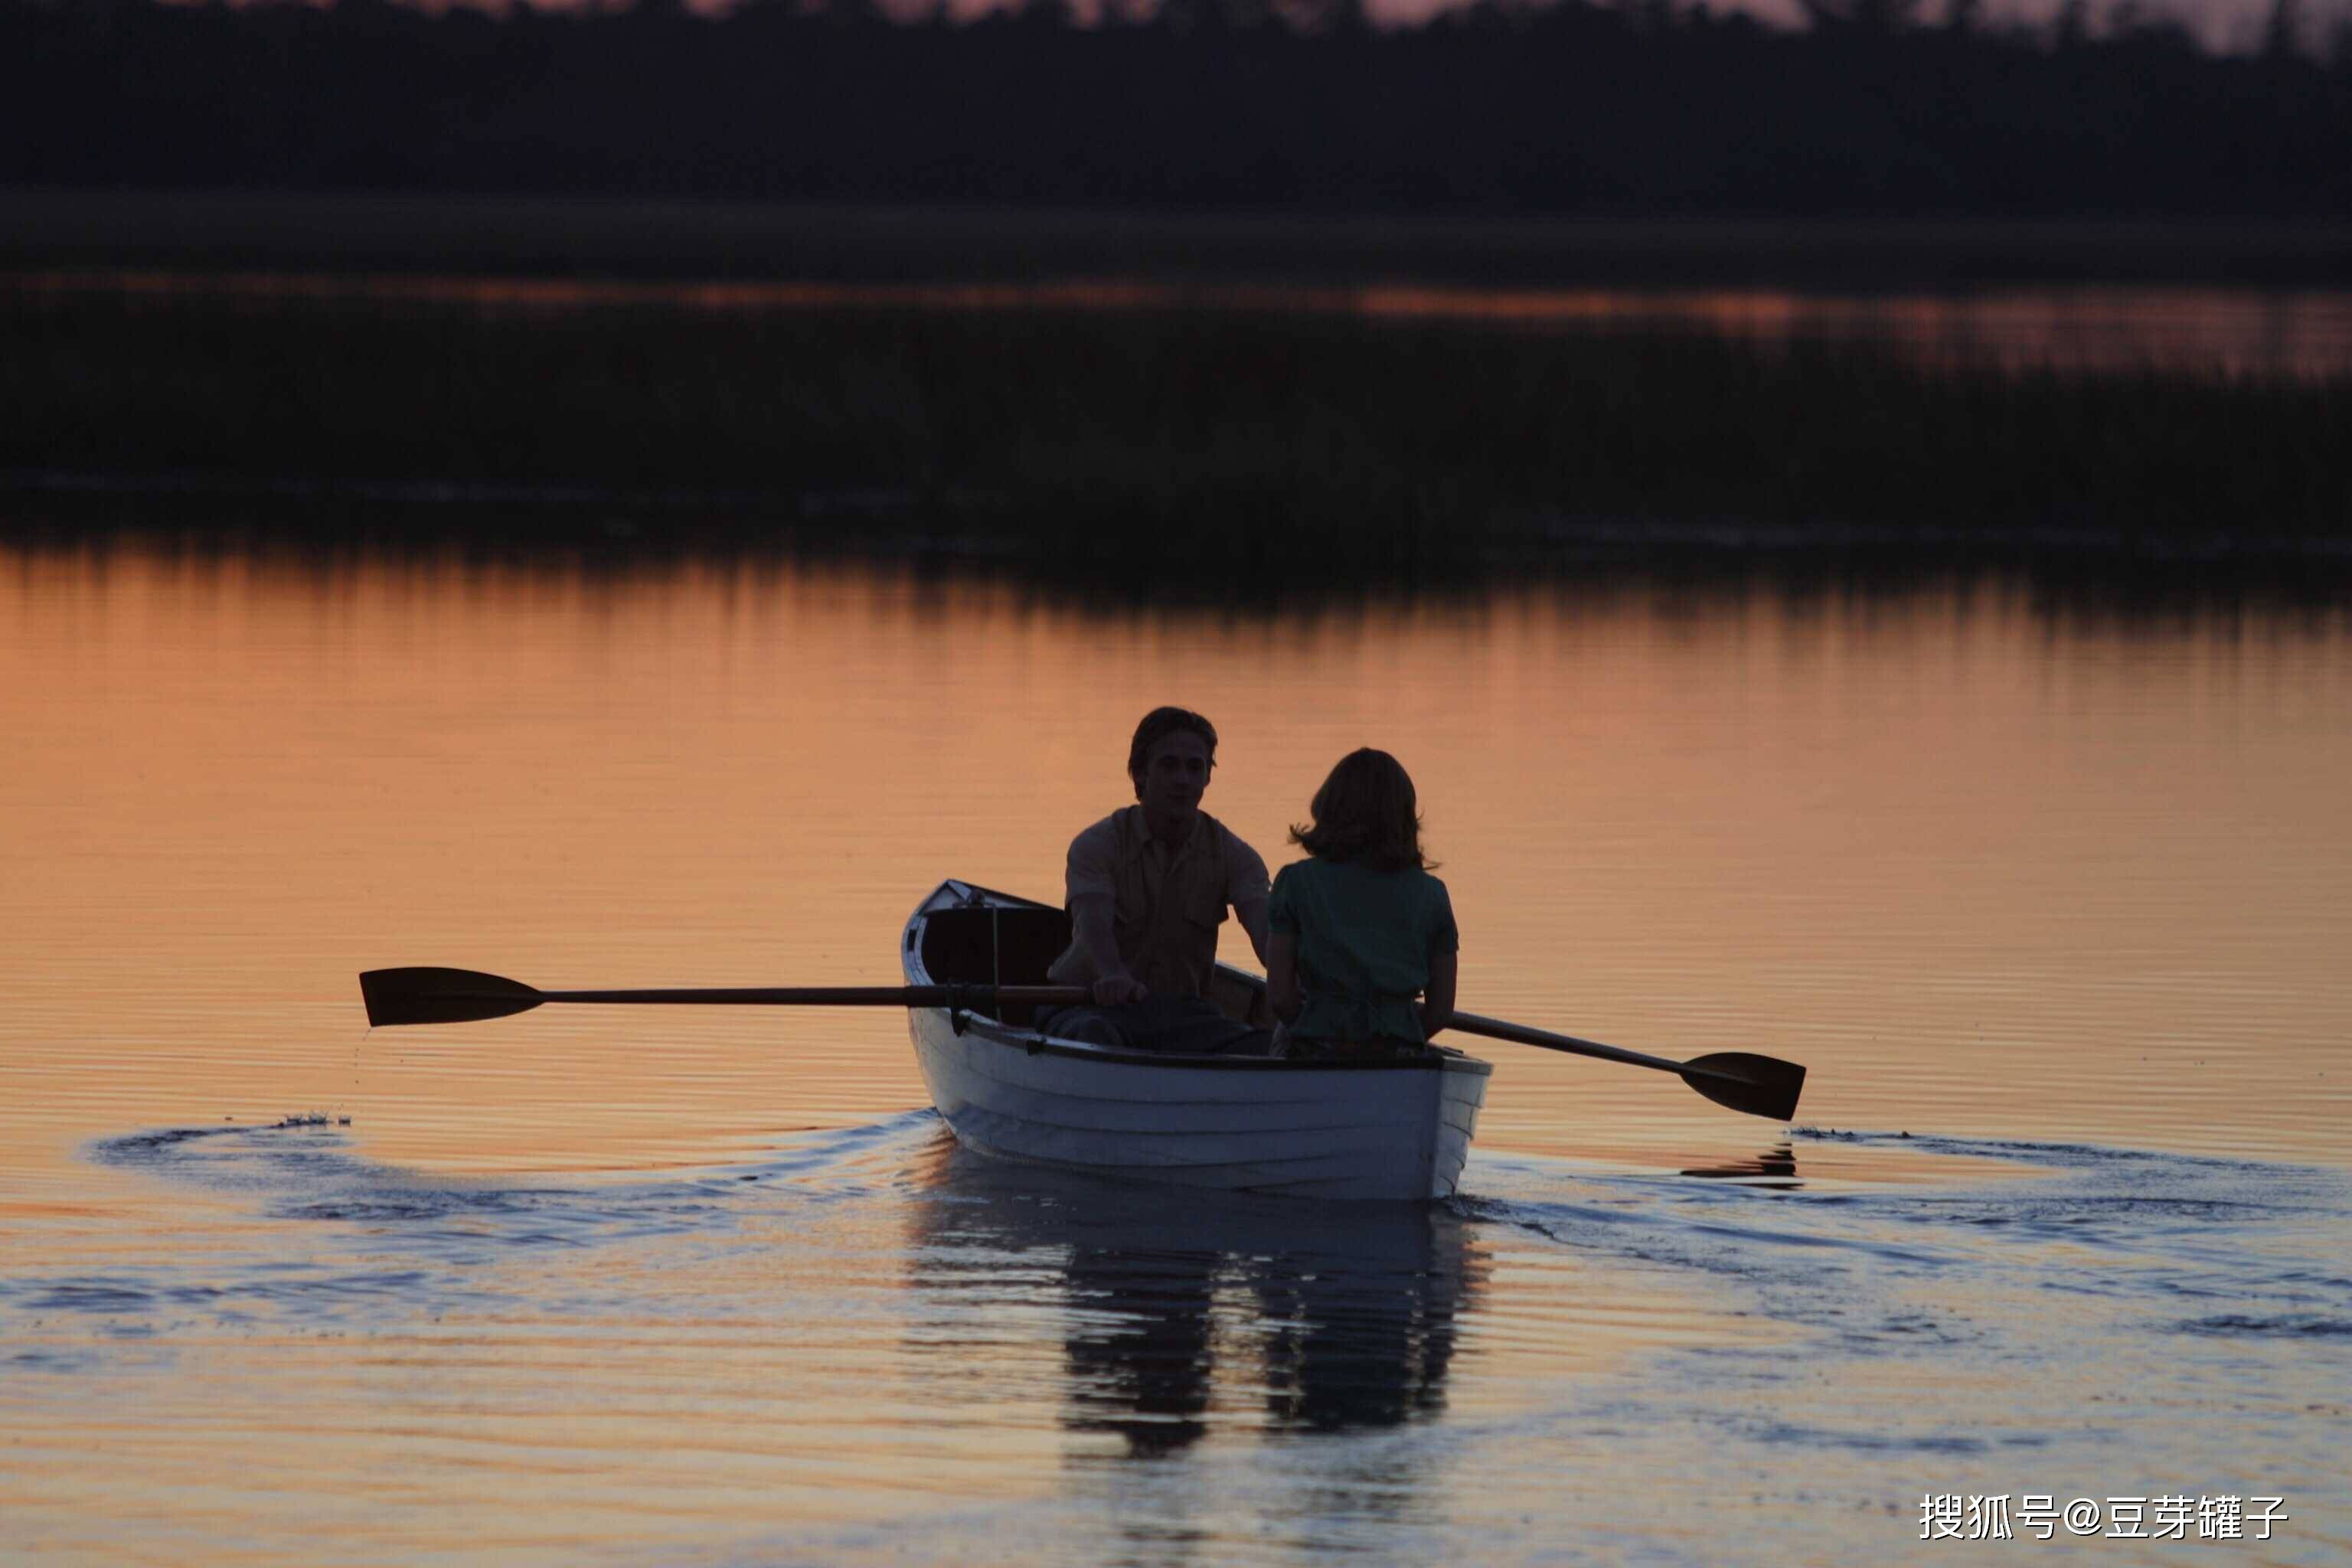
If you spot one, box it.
[1183,880,1229,933]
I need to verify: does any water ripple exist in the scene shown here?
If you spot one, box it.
[2174,1314,2352,1338]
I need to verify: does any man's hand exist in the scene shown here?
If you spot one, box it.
[1092,975,1148,1006]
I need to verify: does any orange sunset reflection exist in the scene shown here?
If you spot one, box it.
[3,541,2349,1196]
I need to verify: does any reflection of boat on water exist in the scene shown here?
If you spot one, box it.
[906,1137,1485,1458]
[903,881,1491,1202]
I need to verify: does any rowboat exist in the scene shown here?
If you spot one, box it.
[362,902,1792,1187]
[901,880,1493,1202]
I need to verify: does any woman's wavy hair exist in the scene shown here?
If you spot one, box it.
[1290,748,1434,872]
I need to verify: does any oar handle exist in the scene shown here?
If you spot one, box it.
[538,985,1093,1008]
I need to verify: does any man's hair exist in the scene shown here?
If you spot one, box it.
[1127,707,1219,780]
[1290,747,1433,872]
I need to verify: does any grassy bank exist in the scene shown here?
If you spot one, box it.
[5,286,2347,573]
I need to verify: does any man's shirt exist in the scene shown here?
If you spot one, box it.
[1046,805,1269,1001]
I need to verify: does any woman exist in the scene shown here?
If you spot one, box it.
[1266,748,1457,1060]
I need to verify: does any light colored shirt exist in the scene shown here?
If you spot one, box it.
[1047,806,1270,1000]
[1267,858,1458,1043]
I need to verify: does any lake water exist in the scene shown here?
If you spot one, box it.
[3,541,2348,1563]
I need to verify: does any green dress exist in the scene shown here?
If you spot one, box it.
[1267,858,1459,1046]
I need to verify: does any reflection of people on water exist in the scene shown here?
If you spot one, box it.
[907,1146,1481,1460]
[1253,1223,1469,1432]
[1267,747,1458,1062]
[1060,1243,1219,1458]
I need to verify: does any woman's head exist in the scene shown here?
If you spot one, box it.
[1291,748,1432,871]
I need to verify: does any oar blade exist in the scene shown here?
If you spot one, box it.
[1682,1051,1808,1122]
[361,967,544,1027]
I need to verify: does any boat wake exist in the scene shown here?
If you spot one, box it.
[31,1117,2349,1358]
[3,1115,2342,1567]
[21,1119,2346,1412]
[1462,1130,2351,1336]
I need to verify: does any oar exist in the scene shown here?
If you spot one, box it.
[359,968,1807,1122]
[1447,1009,1807,1122]
[360,966,1089,1028]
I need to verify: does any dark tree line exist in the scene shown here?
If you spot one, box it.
[4,0,2349,215]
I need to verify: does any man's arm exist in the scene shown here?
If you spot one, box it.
[1233,894,1272,970]
[1047,818,1148,1006]
[1227,829,1274,969]
[1062,892,1148,1005]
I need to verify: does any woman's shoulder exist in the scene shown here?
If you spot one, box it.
[1405,867,1455,917]
[1278,854,1442,890]
[1268,858,1321,908]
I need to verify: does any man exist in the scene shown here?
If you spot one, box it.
[1040,707,1273,1054]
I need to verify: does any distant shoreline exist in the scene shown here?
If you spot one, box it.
[7,282,2347,572]
[12,470,2350,568]
[9,189,2352,289]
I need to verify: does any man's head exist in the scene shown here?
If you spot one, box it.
[1128,707,1219,828]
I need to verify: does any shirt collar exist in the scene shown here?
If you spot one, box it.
[1123,803,1210,863]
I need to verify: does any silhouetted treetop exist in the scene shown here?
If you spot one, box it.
[2,0,2346,214]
